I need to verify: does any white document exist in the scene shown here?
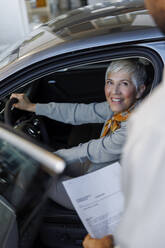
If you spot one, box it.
[63,162,124,239]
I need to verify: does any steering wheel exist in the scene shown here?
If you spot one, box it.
[4,98,50,145]
[4,98,18,126]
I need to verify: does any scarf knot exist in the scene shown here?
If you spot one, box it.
[101,111,130,137]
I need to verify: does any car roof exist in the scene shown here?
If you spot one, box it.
[46,0,146,33]
[0,0,164,81]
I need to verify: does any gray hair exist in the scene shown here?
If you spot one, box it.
[105,59,147,90]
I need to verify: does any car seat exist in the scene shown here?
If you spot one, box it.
[38,124,103,248]
[38,199,87,248]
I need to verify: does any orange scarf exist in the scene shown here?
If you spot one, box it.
[101,111,131,137]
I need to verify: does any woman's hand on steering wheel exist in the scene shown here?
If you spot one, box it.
[10,93,36,112]
[5,94,50,145]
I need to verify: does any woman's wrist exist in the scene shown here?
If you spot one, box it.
[27,103,36,112]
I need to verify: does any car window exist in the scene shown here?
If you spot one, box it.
[0,57,155,151]
[31,58,153,104]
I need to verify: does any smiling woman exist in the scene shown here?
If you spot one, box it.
[9,58,147,210]
[105,60,146,114]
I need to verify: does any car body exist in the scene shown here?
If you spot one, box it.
[0,1,165,247]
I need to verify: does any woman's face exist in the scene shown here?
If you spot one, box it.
[105,70,140,114]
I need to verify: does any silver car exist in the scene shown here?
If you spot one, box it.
[0,1,165,248]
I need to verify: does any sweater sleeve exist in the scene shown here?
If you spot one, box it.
[55,123,127,165]
[35,101,111,125]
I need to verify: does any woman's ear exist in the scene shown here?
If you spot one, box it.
[136,84,146,99]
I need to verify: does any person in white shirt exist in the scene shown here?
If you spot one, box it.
[83,0,165,247]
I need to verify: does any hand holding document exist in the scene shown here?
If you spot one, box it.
[63,162,124,239]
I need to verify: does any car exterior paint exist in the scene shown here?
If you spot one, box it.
[0,1,164,82]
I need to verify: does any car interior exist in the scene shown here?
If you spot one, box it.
[0,57,156,248]
[2,58,154,150]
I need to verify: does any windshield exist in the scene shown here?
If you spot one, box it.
[0,48,19,70]
[0,0,154,70]
[47,0,146,33]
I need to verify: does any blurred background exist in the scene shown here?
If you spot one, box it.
[0,0,104,54]
[27,0,89,26]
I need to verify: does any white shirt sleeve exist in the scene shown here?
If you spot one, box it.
[115,72,165,248]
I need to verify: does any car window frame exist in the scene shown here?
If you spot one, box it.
[0,45,163,99]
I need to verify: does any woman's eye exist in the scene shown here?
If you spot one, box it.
[122,81,129,86]
[106,80,113,85]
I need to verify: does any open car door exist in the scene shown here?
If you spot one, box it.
[0,123,65,248]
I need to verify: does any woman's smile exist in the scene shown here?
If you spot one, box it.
[111,97,122,103]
